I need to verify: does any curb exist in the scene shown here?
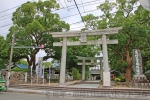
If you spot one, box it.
[7,88,48,95]
[5,88,150,100]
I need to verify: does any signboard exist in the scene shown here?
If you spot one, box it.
[80,33,87,43]
[37,57,43,77]
[132,49,143,75]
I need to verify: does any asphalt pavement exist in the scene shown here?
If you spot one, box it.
[0,92,139,100]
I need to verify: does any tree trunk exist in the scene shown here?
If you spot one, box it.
[125,50,132,82]
[125,66,131,82]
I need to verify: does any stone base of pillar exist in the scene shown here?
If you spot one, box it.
[102,86,112,88]
[59,85,66,87]
[133,74,145,79]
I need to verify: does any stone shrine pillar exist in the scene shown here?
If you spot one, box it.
[59,37,67,86]
[102,34,111,87]
[100,59,103,82]
[82,60,85,81]
[132,49,145,79]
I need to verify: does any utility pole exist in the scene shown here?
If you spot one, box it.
[5,33,45,90]
[6,33,15,90]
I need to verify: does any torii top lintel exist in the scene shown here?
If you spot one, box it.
[51,27,122,38]
[76,56,103,60]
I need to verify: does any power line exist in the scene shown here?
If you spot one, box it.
[64,0,70,11]
[0,16,12,21]
[73,0,86,26]
[0,1,101,21]
[0,1,139,34]
[0,23,12,28]
[0,7,101,29]
[0,6,20,14]
[81,0,85,12]
[0,5,139,30]
[0,0,115,36]
[0,0,102,18]
[0,0,99,14]
[58,0,65,8]
[0,13,12,18]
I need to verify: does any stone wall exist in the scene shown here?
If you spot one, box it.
[9,71,73,85]
[10,71,27,85]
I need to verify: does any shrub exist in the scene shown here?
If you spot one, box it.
[71,67,81,80]
[118,74,125,82]
[11,68,30,72]
[115,78,121,82]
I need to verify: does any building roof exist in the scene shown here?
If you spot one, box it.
[16,64,28,69]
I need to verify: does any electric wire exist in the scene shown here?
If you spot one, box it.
[0,5,139,31]
[81,0,85,12]
[0,1,101,21]
[0,23,12,28]
[0,0,103,19]
[0,16,12,21]
[0,1,139,36]
[64,0,70,11]
[0,5,20,13]
[0,13,12,18]
[0,8,101,29]
[0,4,139,29]
[58,0,65,8]
[73,0,86,26]
[0,0,100,14]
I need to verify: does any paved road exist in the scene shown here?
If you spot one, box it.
[0,92,138,100]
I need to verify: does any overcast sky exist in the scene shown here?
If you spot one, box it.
[0,0,112,63]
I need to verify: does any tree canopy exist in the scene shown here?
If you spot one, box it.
[80,0,150,82]
[6,0,69,69]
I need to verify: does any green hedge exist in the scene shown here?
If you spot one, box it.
[71,67,81,80]
[11,68,31,72]
[115,74,125,82]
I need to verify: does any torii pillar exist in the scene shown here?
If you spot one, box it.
[82,59,85,81]
[100,59,103,82]
[59,37,67,86]
[77,56,103,81]
[102,34,110,87]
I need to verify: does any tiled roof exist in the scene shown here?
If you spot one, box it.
[16,64,28,69]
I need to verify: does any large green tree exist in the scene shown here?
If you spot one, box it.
[98,0,150,82]
[81,0,150,82]
[0,36,9,69]
[6,0,69,70]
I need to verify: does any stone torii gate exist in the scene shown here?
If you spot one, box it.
[51,27,121,87]
[76,56,103,81]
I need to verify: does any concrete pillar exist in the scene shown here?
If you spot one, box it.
[89,73,91,81]
[82,59,85,81]
[59,37,67,86]
[102,34,111,87]
[25,72,27,83]
[100,59,103,82]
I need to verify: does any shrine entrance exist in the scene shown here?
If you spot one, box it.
[51,27,121,87]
